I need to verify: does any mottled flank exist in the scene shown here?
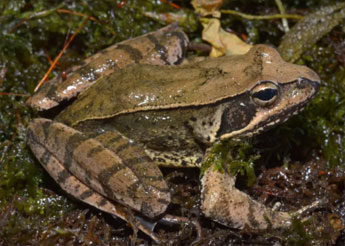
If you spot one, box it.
[147,148,204,168]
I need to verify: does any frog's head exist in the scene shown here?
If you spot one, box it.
[216,44,320,140]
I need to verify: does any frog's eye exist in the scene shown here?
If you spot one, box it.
[251,82,279,107]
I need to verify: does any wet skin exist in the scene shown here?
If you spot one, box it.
[27,25,320,231]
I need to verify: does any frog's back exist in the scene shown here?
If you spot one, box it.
[56,60,227,125]
[57,44,320,126]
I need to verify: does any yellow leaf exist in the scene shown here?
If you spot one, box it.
[201,18,252,57]
[191,0,223,17]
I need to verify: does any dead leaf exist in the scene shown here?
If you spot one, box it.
[191,0,223,17]
[201,18,252,57]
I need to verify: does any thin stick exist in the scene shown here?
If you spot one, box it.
[159,0,181,9]
[275,0,289,32]
[34,17,89,92]
[0,92,29,97]
[221,9,302,20]
[57,9,98,21]
[9,5,64,33]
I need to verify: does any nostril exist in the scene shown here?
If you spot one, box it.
[296,78,308,89]
[312,80,321,91]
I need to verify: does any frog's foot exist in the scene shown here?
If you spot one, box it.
[158,214,202,242]
[200,167,291,230]
[134,214,202,244]
[27,118,170,218]
[293,198,328,222]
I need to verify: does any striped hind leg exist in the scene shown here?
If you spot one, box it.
[27,118,170,218]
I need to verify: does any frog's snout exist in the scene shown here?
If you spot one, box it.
[296,77,320,95]
[311,79,321,92]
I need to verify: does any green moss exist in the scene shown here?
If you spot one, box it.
[286,217,312,246]
[201,140,260,186]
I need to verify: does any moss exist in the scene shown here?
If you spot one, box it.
[201,140,260,186]
[286,217,312,246]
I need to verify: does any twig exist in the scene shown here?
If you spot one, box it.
[43,49,55,66]
[9,5,64,33]
[221,9,302,20]
[0,92,29,97]
[159,0,181,9]
[57,9,97,21]
[275,0,289,32]
[34,16,89,92]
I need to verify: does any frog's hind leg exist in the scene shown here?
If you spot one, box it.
[27,128,164,242]
[201,167,291,230]
[27,118,170,219]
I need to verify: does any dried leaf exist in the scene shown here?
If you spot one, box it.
[191,0,223,17]
[201,18,252,57]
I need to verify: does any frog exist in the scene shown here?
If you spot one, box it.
[26,24,320,239]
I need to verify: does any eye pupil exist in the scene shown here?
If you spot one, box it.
[251,81,279,107]
[253,88,277,101]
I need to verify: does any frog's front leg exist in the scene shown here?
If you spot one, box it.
[201,167,291,230]
[26,24,189,111]
[27,118,170,218]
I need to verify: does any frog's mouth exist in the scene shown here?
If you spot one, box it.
[219,78,320,140]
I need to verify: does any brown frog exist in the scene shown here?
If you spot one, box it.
[26,25,320,239]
